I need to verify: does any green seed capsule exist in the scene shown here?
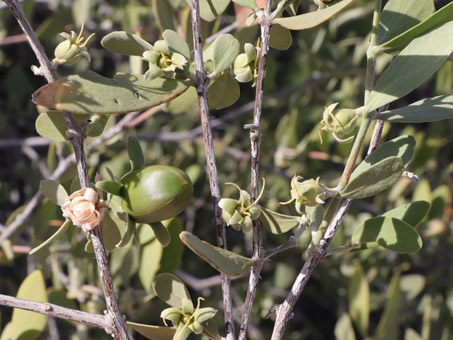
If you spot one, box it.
[120,165,193,223]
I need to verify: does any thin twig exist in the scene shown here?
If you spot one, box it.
[271,1,383,338]
[0,294,113,334]
[2,1,130,338]
[189,1,235,339]
[238,1,272,338]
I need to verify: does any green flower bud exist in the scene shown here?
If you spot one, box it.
[280,176,327,213]
[53,23,94,66]
[142,41,188,81]
[161,307,183,327]
[320,103,359,144]
[233,43,259,84]
[218,181,265,233]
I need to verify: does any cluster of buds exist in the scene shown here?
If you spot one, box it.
[233,43,259,85]
[53,23,94,66]
[161,297,217,340]
[280,175,328,214]
[319,103,360,144]
[218,182,264,233]
[142,40,189,81]
[61,188,108,232]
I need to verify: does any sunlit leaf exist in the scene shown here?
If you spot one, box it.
[148,222,171,247]
[213,34,240,74]
[367,21,453,112]
[378,95,453,123]
[186,0,231,22]
[382,201,430,228]
[258,206,300,234]
[11,270,48,340]
[232,0,256,10]
[180,231,253,276]
[341,156,404,199]
[95,180,124,196]
[127,322,176,340]
[400,274,425,301]
[152,0,177,31]
[32,70,188,115]
[334,313,356,340]
[352,217,423,254]
[273,0,355,30]
[153,273,192,308]
[377,2,453,54]
[101,31,153,56]
[377,0,434,45]
[163,30,191,60]
[39,179,68,206]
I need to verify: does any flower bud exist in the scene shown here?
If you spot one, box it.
[53,23,94,66]
[218,182,264,233]
[161,307,183,327]
[233,43,258,85]
[61,188,108,232]
[142,41,188,81]
[280,176,327,213]
[320,103,359,144]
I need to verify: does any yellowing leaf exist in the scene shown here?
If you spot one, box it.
[11,270,48,340]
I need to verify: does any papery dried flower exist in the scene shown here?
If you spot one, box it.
[61,188,108,232]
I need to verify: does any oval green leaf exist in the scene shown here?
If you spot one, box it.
[11,270,48,340]
[163,29,191,61]
[101,31,153,56]
[179,231,253,277]
[186,0,231,22]
[269,24,292,50]
[382,201,430,228]
[213,34,240,74]
[32,70,188,115]
[127,322,176,340]
[341,156,404,199]
[158,218,184,274]
[232,0,256,10]
[378,94,453,123]
[85,212,122,252]
[258,206,300,234]
[139,228,163,292]
[367,20,453,112]
[149,222,171,247]
[208,71,240,110]
[95,180,124,196]
[273,0,355,30]
[39,179,68,206]
[352,217,423,254]
[152,273,192,308]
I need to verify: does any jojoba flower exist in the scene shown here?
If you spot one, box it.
[61,188,108,232]
[319,103,360,144]
[53,23,95,66]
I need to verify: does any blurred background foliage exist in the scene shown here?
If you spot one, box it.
[1,0,453,339]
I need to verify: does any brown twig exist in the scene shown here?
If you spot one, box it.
[2,1,130,338]
[238,1,273,338]
[189,1,235,339]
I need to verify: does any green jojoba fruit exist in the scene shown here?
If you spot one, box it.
[120,165,193,223]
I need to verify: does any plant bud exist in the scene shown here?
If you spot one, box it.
[142,41,188,81]
[160,307,183,327]
[320,103,359,144]
[53,23,94,66]
[280,176,327,213]
[233,43,258,84]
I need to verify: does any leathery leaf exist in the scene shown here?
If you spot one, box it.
[180,231,253,276]
[32,70,188,115]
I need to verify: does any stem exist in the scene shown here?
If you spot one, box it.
[3,1,130,338]
[0,294,112,334]
[271,1,383,338]
[189,1,235,339]
[238,1,272,338]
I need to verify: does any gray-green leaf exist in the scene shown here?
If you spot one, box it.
[101,31,153,56]
[153,273,192,309]
[127,135,145,171]
[377,0,434,45]
[341,156,404,199]
[29,219,71,255]
[39,179,68,206]
[258,206,300,234]
[352,217,423,254]
[232,0,256,10]
[269,24,292,50]
[149,222,171,247]
[32,70,188,115]
[367,20,453,112]
[273,0,355,30]
[213,34,240,74]
[163,30,191,61]
[179,231,253,276]
[378,94,453,123]
[382,201,430,228]
[127,322,176,340]
[208,71,240,110]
